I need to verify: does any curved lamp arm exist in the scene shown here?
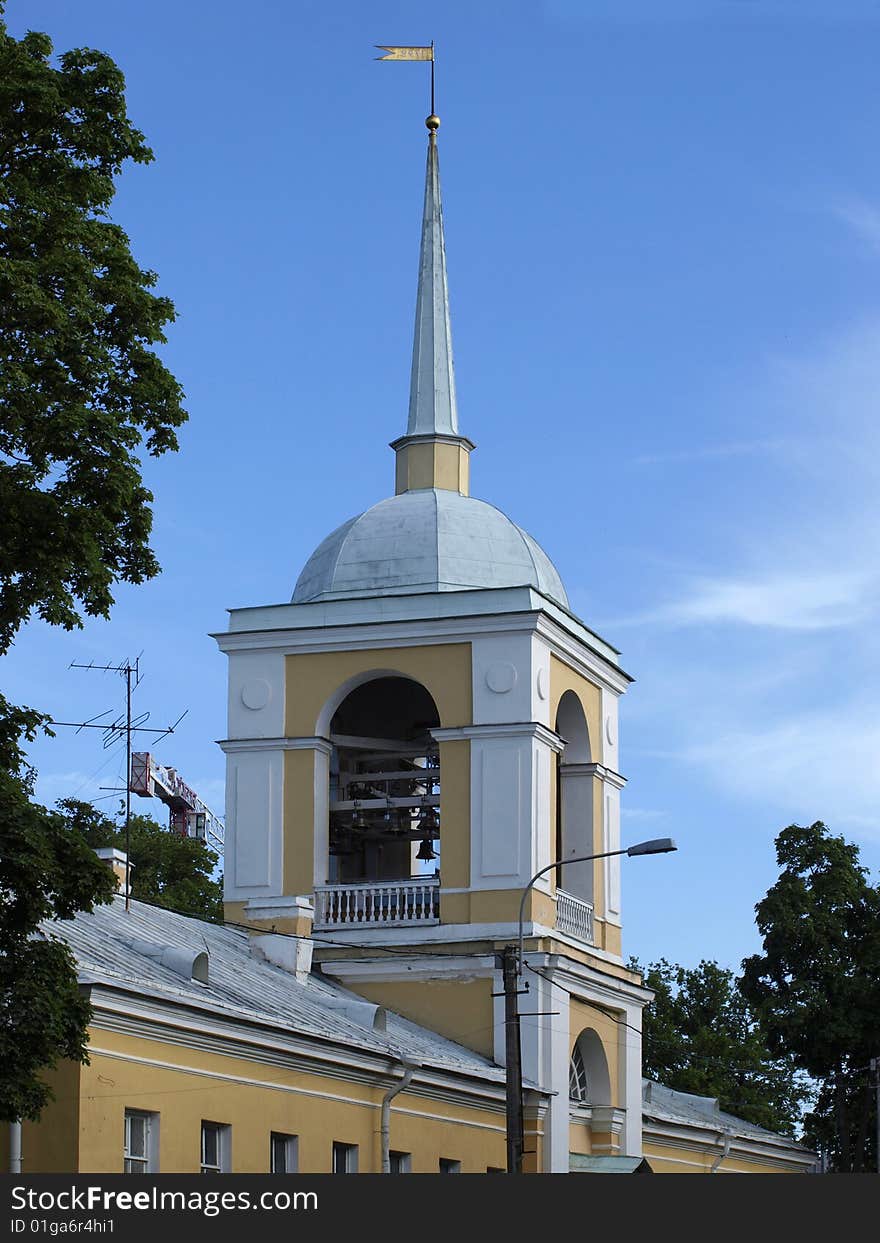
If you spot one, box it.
[516,838,677,973]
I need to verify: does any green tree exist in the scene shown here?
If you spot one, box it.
[0,11,185,648]
[58,799,224,922]
[0,702,116,1122]
[740,822,880,1172]
[0,6,186,1121]
[634,957,809,1134]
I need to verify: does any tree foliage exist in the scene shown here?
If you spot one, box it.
[0,697,116,1122]
[0,9,186,651]
[58,799,223,922]
[634,957,808,1135]
[740,822,880,1172]
[0,6,186,1122]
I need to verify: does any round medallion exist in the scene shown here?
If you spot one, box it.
[241,679,272,711]
[536,667,548,700]
[605,714,616,745]
[485,662,517,694]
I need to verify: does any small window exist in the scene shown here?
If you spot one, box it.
[487,1166,505,1173]
[270,1132,299,1174]
[332,1141,358,1173]
[201,1121,231,1174]
[389,1150,411,1174]
[439,1157,461,1174]
[570,1042,589,1102]
[124,1110,157,1173]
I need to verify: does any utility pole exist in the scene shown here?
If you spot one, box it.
[501,945,524,1174]
[871,1057,880,1174]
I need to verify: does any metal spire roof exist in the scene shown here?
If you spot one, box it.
[406,128,459,438]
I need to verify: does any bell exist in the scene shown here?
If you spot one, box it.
[416,836,436,862]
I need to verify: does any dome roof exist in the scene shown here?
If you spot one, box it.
[292,489,569,608]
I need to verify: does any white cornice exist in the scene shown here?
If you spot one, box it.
[562,762,627,789]
[217,736,332,755]
[431,721,566,752]
[535,614,633,694]
[318,955,496,985]
[532,951,653,1008]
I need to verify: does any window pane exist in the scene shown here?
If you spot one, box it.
[201,1122,226,1172]
[271,1133,297,1174]
[128,1115,146,1158]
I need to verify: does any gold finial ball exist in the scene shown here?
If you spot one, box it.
[425,114,441,132]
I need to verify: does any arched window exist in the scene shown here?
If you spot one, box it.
[569,1042,589,1102]
[327,676,440,884]
[554,691,593,907]
[569,1029,611,1107]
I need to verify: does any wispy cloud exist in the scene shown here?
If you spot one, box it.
[831,195,880,254]
[618,569,877,631]
[632,439,788,467]
[682,707,880,836]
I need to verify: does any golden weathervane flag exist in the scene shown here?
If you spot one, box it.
[375,45,434,61]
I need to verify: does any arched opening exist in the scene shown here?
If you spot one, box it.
[327,676,441,885]
[569,1029,611,1107]
[555,690,593,906]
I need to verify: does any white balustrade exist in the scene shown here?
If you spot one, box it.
[555,889,594,944]
[314,878,440,929]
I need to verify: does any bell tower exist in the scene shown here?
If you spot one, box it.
[215,111,651,1173]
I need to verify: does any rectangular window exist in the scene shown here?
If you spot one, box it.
[271,1132,299,1174]
[201,1121,231,1174]
[332,1141,358,1173]
[389,1150,411,1174]
[439,1157,461,1174]
[124,1110,158,1174]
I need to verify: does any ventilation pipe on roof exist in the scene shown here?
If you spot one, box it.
[381,1063,419,1174]
[318,994,387,1031]
[123,937,209,984]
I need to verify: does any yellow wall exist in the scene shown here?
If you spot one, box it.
[350,979,495,1060]
[643,1138,809,1174]
[21,1026,508,1175]
[395,441,470,496]
[284,644,472,737]
[15,1062,81,1173]
[283,748,317,895]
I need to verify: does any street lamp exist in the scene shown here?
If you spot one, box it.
[503,837,677,1174]
[517,837,678,973]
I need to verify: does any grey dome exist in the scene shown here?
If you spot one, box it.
[293,489,569,608]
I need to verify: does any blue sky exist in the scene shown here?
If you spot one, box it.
[4,0,880,971]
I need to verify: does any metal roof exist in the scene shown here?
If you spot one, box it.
[47,895,507,1085]
[642,1080,813,1149]
[292,488,570,608]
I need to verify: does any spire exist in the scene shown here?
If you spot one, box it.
[407,122,458,436]
[392,116,474,497]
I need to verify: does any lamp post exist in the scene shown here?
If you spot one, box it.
[502,837,677,1174]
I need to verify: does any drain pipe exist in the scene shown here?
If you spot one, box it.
[9,1121,22,1173]
[710,1128,731,1173]
[380,1063,417,1173]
